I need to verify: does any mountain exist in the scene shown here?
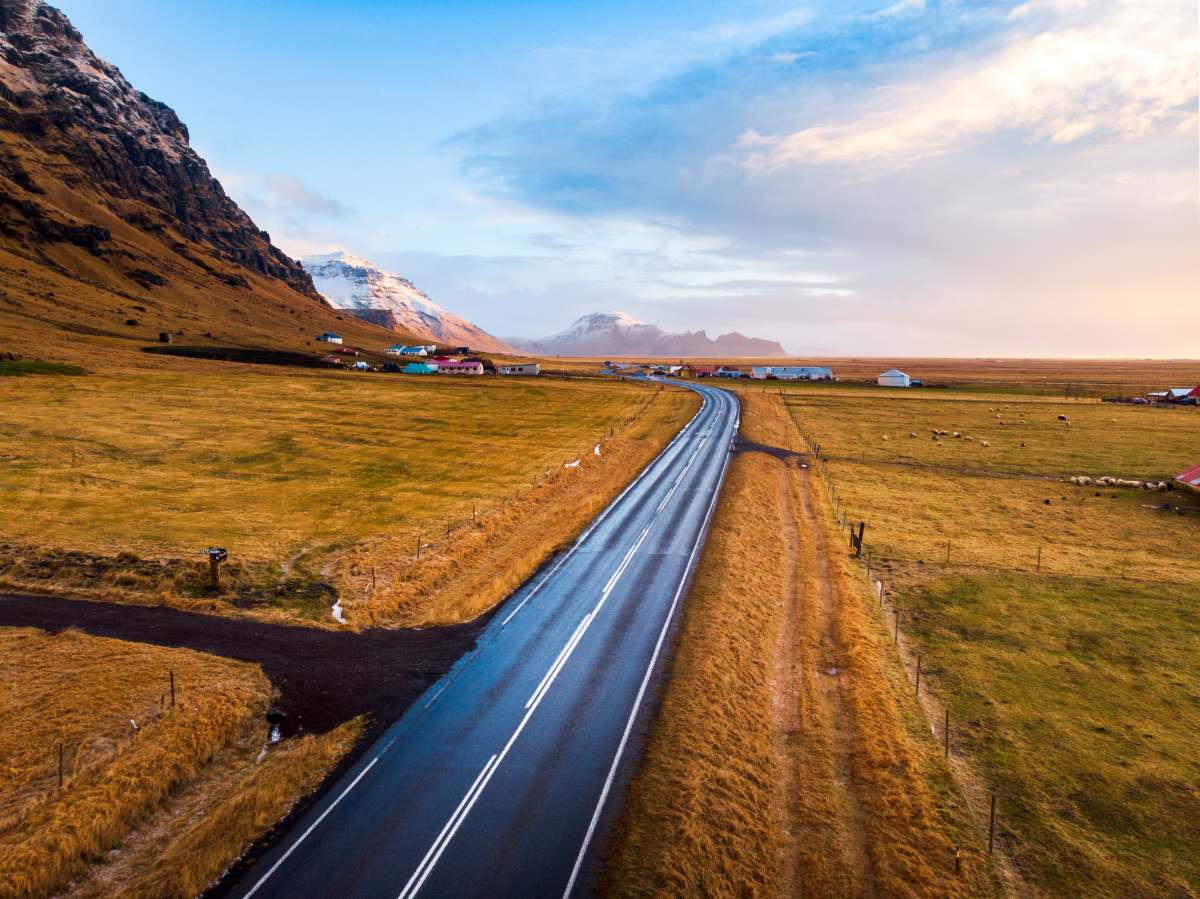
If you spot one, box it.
[515,311,787,357]
[302,252,513,353]
[0,0,397,360]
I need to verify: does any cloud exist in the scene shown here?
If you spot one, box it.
[260,174,350,217]
[742,0,1197,171]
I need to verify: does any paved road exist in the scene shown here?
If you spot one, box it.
[230,381,739,899]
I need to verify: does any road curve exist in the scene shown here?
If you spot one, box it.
[228,381,739,899]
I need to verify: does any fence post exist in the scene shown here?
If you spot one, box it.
[169,670,175,708]
[1036,545,1042,572]
[946,539,951,564]
[58,741,63,789]
[988,795,996,854]
[856,522,865,557]
[916,655,922,696]
[894,610,899,643]
[417,535,421,560]
[944,708,950,757]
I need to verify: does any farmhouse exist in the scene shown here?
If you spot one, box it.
[351,360,371,371]
[400,346,428,357]
[693,366,718,377]
[499,363,540,376]
[716,367,745,378]
[402,362,436,375]
[1176,464,1200,494]
[316,331,343,344]
[878,368,912,387]
[384,344,407,357]
[438,359,484,376]
[751,366,834,381]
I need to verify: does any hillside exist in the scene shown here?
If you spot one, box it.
[515,311,787,357]
[302,252,514,353]
[0,0,403,362]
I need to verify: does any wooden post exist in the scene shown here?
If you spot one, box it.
[988,795,996,854]
[856,521,865,557]
[416,536,421,560]
[944,708,950,757]
[1036,545,1042,572]
[866,553,872,579]
[946,539,951,564]
[169,670,175,708]
[371,563,377,591]
[955,846,961,874]
[916,655,922,696]
[472,504,477,524]
[58,741,63,789]
[209,554,220,591]
[894,610,899,643]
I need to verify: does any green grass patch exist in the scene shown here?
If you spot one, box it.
[903,572,1200,896]
[0,359,87,377]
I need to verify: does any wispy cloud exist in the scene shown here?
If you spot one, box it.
[741,0,1196,171]
[260,174,351,217]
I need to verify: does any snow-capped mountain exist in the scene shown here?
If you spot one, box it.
[514,311,787,357]
[301,252,513,352]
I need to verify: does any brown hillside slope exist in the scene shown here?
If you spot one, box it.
[0,0,406,362]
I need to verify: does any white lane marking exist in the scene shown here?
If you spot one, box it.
[397,754,499,899]
[562,394,735,899]
[241,756,382,899]
[497,391,709,629]
[397,390,731,898]
[525,613,592,710]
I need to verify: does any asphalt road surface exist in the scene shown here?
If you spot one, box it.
[229,381,739,899]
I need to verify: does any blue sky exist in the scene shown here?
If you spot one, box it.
[57,0,1198,354]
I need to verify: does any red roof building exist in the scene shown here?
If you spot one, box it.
[1176,464,1200,493]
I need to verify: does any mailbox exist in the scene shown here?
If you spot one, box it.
[205,547,228,562]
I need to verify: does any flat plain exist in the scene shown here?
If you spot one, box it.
[777,379,1199,897]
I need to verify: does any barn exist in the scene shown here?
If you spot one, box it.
[878,368,912,387]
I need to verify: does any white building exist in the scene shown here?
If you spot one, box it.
[878,368,911,387]
[499,363,541,376]
[316,331,343,344]
[751,366,834,381]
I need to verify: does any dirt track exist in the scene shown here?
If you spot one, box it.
[0,593,485,736]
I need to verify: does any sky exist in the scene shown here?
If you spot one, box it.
[56,0,1199,355]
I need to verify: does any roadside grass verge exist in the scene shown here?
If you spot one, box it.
[604,452,788,896]
[0,628,268,897]
[0,627,362,899]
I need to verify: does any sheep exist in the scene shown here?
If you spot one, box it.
[953,431,962,439]
[882,435,889,441]
[1057,414,1069,421]
[980,440,991,447]
[909,431,918,438]
[965,435,974,442]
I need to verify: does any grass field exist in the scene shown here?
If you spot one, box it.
[0,627,357,898]
[0,365,696,624]
[786,386,1200,896]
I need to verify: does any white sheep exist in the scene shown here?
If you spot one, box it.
[953,431,962,438]
[980,440,991,447]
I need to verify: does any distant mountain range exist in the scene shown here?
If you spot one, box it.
[301,253,513,353]
[512,311,787,357]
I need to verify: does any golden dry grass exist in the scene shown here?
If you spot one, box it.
[0,627,362,899]
[0,627,269,897]
[0,366,697,625]
[604,452,788,897]
[790,389,1200,896]
[71,719,362,899]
